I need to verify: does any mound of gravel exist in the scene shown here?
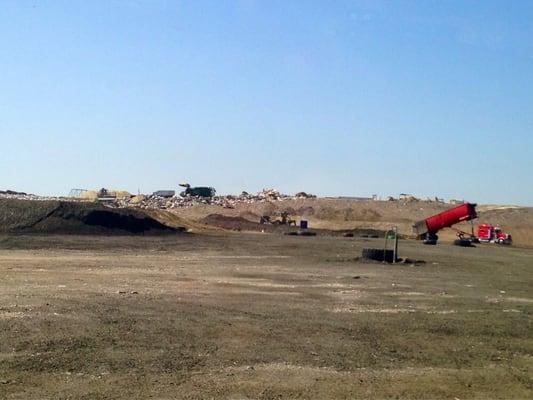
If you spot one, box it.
[0,199,183,234]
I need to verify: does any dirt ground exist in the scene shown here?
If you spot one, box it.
[167,199,533,248]
[0,232,532,399]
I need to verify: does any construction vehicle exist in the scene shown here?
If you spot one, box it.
[96,188,117,202]
[259,211,297,226]
[413,203,512,246]
[412,203,478,245]
[153,190,176,198]
[477,224,512,244]
[179,183,216,198]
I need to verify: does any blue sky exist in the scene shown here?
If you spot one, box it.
[0,1,532,204]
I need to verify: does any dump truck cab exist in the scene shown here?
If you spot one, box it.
[478,224,512,244]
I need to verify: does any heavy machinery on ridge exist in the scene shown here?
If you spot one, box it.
[179,183,216,198]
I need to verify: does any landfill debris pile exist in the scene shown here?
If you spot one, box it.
[387,194,446,203]
[2,188,457,212]
[109,188,296,210]
[0,190,71,202]
[0,188,309,209]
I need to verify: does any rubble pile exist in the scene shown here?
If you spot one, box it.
[110,188,295,210]
[0,188,313,209]
[387,195,446,204]
[0,190,70,202]
[3,188,458,211]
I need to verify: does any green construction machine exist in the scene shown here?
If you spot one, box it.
[179,183,216,198]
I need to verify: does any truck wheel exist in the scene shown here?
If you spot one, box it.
[453,239,473,247]
[422,233,438,245]
[362,248,395,263]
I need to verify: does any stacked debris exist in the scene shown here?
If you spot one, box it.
[108,188,295,210]
[1,188,320,211]
[113,194,219,210]
[0,190,70,202]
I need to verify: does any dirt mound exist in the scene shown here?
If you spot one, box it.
[0,199,182,234]
[170,198,533,247]
[144,209,222,233]
[238,210,262,223]
[175,198,443,232]
[313,207,382,222]
[201,214,261,231]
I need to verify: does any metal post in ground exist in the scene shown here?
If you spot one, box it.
[393,226,398,263]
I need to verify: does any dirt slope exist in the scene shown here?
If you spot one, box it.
[1,197,531,246]
[0,199,182,234]
[170,199,533,247]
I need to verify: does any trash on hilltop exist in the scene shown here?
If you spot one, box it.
[1,187,456,211]
[110,188,294,210]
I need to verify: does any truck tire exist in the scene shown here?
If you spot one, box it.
[422,233,438,245]
[362,248,395,263]
[453,239,473,247]
[298,230,317,236]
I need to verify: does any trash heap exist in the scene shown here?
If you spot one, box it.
[1,188,319,210]
[0,190,68,202]
[110,188,302,210]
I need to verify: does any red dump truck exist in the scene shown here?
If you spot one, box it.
[412,203,478,245]
[413,203,512,246]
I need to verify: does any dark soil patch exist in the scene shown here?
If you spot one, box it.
[0,199,183,234]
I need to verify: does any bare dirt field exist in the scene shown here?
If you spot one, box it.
[165,198,533,248]
[1,232,532,399]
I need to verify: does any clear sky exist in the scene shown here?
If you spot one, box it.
[1,1,532,204]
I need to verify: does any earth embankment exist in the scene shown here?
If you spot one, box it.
[170,199,533,247]
[0,199,182,234]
